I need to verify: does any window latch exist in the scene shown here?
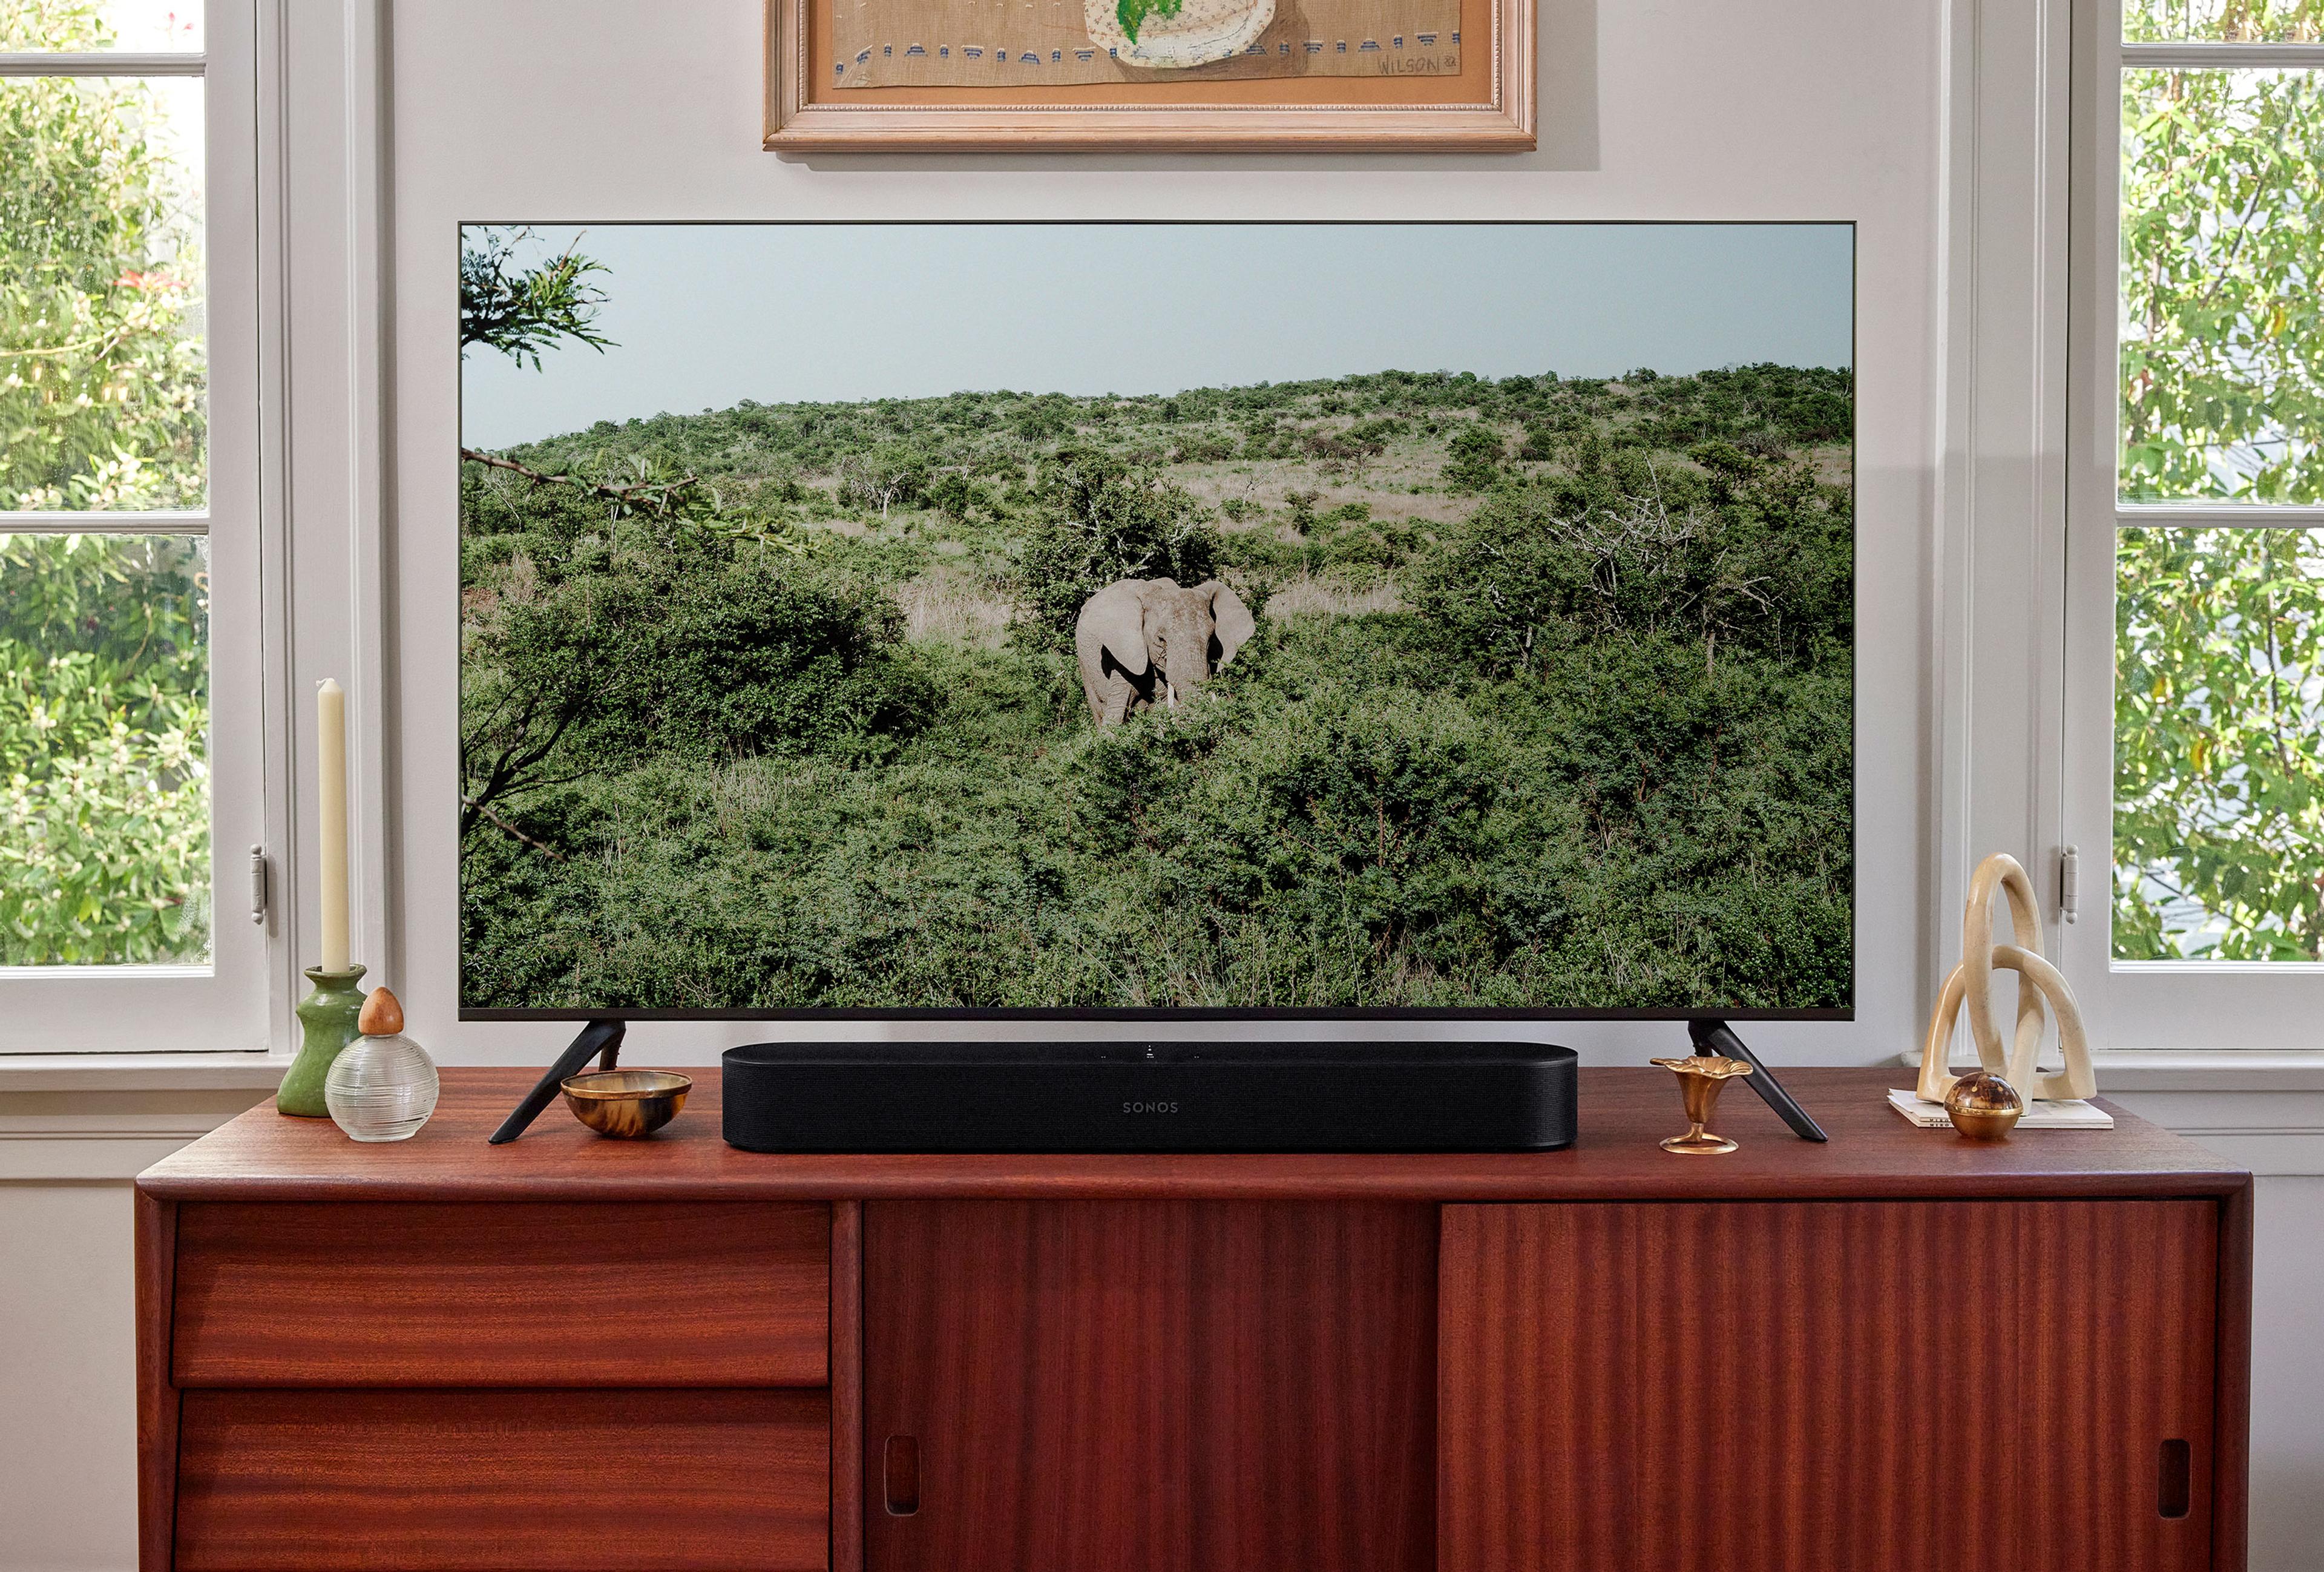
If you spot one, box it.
[248,844,270,926]
[2058,844,2079,926]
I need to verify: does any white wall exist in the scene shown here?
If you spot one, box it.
[386,0,1942,1069]
[2247,1177,2324,1570]
[0,1185,139,1572]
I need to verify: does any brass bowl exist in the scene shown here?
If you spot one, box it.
[560,1070,692,1139]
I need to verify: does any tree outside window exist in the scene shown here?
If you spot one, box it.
[2112,0,2324,960]
[1,0,212,965]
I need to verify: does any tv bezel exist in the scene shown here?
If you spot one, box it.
[455,218,1858,1025]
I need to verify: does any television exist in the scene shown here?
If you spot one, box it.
[457,221,1854,1023]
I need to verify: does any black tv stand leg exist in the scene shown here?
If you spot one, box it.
[1687,1019,1829,1142]
[487,1019,626,1145]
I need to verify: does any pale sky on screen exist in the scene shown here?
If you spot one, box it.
[459,223,1854,450]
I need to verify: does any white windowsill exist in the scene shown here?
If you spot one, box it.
[2085,1050,2324,1093]
[0,1051,291,1091]
[0,1054,291,1179]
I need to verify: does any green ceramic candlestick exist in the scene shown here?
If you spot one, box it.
[278,964,367,1117]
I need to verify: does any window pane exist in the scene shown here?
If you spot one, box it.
[2115,527,2323,961]
[0,0,202,53]
[0,72,205,511]
[2125,0,2322,43]
[2119,67,2324,502]
[0,533,210,965]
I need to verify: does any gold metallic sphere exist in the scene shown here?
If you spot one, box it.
[561,1070,692,1139]
[1943,1070,2024,1140]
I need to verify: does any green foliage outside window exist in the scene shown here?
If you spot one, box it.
[2115,529,2323,959]
[2119,66,2324,502]
[1,0,212,965]
[2113,49,2324,958]
[1,0,206,512]
[1,533,210,962]
[2125,0,2320,45]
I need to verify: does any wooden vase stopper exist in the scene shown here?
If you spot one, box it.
[358,987,405,1037]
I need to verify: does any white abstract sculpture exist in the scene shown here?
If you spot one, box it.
[1915,853,2097,1105]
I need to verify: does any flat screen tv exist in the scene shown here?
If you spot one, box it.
[457,221,1854,1021]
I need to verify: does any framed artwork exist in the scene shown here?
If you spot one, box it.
[763,0,1534,150]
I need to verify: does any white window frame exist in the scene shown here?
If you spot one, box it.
[2057,0,2324,1050]
[0,0,282,1054]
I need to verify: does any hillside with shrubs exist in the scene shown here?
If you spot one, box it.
[459,363,1854,1010]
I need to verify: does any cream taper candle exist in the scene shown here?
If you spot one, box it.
[317,677,349,972]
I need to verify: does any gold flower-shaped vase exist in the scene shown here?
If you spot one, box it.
[1650,1055,1755,1154]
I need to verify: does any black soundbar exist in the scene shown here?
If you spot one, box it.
[721,1041,1578,1153]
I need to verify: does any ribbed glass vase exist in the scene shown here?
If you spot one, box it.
[324,1032,440,1142]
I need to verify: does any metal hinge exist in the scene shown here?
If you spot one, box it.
[248,844,270,926]
[2058,844,2079,926]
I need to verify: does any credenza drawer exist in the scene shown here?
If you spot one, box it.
[174,1387,829,1572]
[172,1201,829,1387]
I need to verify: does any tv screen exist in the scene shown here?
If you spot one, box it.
[458,221,1854,1018]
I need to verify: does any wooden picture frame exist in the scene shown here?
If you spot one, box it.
[764,0,1534,151]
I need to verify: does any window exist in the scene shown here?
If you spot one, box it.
[1,0,272,1051]
[2063,0,2324,1046]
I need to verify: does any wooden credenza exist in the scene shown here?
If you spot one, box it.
[136,1068,2252,1572]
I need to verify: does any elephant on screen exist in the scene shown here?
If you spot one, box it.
[1074,576,1257,728]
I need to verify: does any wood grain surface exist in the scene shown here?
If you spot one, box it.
[1439,1199,2222,1572]
[134,1189,178,1572]
[831,1199,865,1572]
[134,1068,2248,1205]
[862,1200,1437,1572]
[171,1200,829,1387]
[172,1387,829,1572]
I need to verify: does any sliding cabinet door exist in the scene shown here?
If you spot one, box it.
[1439,1200,2219,1572]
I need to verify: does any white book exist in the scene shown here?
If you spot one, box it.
[1886,1087,2115,1130]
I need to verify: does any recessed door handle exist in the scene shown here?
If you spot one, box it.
[2158,1438,2191,1519]
[884,1434,920,1516]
